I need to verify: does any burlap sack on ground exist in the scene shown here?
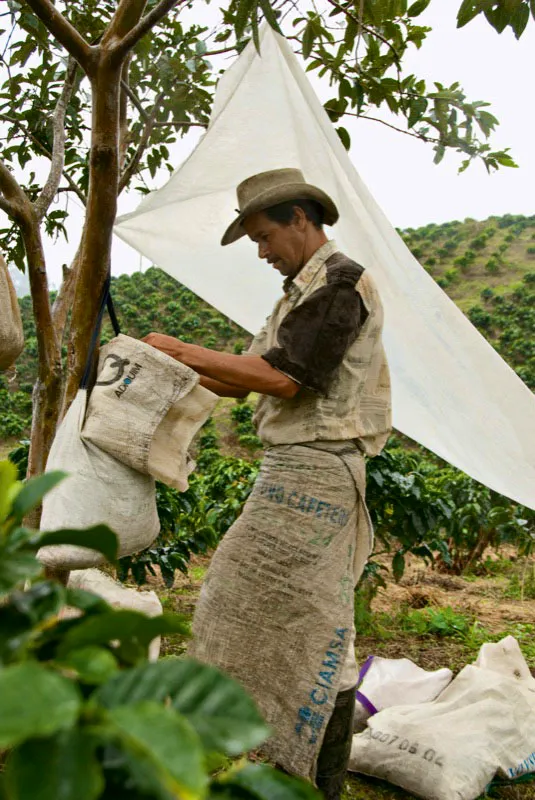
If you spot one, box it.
[39,390,160,569]
[189,441,372,780]
[349,639,535,800]
[0,254,24,370]
[81,334,217,490]
[67,569,163,661]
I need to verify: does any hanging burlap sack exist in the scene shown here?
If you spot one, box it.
[38,390,160,570]
[0,254,24,370]
[349,639,535,800]
[67,569,163,661]
[81,334,217,491]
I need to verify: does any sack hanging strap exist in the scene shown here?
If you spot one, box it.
[80,274,121,390]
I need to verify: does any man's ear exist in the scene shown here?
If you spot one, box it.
[292,205,308,231]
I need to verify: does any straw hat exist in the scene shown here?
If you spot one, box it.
[221,167,339,246]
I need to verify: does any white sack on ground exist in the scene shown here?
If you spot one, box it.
[349,638,535,800]
[81,334,218,490]
[67,569,163,661]
[353,656,453,733]
[115,25,535,510]
[0,253,24,370]
[38,391,160,570]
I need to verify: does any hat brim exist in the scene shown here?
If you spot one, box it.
[221,182,339,246]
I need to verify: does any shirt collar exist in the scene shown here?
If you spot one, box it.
[283,240,338,296]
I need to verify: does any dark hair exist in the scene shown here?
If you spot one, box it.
[264,199,324,229]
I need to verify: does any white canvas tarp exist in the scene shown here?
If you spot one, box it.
[115,25,535,510]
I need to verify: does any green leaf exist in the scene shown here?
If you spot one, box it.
[433,143,446,164]
[96,657,270,756]
[107,702,207,799]
[407,0,431,17]
[0,460,19,523]
[335,126,351,150]
[456,0,481,28]
[511,3,530,38]
[0,663,81,748]
[259,0,281,32]
[476,109,499,137]
[408,96,427,128]
[64,587,111,615]
[484,6,510,33]
[195,40,207,56]
[58,610,189,658]
[0,551,42,596]
[37,524,119,563]
[11,471,66,522]
[251,9,260,53]
[60,646,119,685]
[213,763,321,799]
[10,580,65,624]
[302,20,316,59]
[5,730,104,800]
[392,550,406,582]
[235,0,255,40]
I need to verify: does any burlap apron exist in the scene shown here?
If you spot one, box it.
[189,441,373,780]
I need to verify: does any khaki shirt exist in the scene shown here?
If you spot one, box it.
[248,240,392,456]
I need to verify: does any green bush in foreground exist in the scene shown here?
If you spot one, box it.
[0,461,319,800]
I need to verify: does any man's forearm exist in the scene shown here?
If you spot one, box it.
[142,333,299,398]
[199,375,249,398]
[181,343,298,399]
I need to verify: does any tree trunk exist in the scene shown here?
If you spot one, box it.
[21,213,63,480]
[63,54,122,411]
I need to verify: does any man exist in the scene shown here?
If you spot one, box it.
[144,168,391,798]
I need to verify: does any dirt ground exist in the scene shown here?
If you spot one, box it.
[141,550,535,800]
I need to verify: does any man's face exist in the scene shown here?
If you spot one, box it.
[242,210,306,278]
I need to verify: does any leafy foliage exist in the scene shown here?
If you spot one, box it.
[0,460,319,800]
[457,0,535,39]
[220,0,523,171]
[0,0,528,276]
[119,454,258,588]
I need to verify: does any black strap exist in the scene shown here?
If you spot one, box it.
[80,275,121,389]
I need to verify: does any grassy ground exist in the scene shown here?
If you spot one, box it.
[132,550,535,800]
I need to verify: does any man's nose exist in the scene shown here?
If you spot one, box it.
[258,241,269,259]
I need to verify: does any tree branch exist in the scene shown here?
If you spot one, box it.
[152,120,208,128]
[0,114,87,205]
[353,112,436,143]
[0,194,14,217]
[112,0,183,61]
[119,58,132,172]
[325,0,401,68]
[0,161,29,223]
[34,58,78,221]
[203,45,239,57]
[120,79,149,121]
[22,0,94,74]
[102,0,148,47]
[118,91,165,194]
[52,255,79,343]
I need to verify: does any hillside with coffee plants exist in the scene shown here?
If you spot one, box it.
[2,211,535,594]
[2,211,534,444]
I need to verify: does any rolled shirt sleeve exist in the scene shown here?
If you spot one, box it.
[262,262,369,394]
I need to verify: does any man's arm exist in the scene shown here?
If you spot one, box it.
[198,375,250,398]
[142,333,299,399]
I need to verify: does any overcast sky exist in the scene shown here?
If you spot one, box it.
[5,2,535,289]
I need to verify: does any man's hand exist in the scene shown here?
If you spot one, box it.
[142,332,184,360]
